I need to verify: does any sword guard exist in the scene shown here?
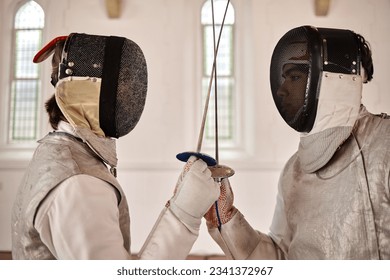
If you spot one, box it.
[176,151,217,166]
[209,164,235,180]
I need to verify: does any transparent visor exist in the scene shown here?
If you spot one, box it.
[270,34,312,131]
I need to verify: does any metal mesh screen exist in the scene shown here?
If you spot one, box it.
[270,26,318,132]
[59,33,147,138]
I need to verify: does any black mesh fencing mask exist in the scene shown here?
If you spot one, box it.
[59,33,148,138]
[270,26,361,132]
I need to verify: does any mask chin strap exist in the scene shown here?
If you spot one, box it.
[100,36,125,138]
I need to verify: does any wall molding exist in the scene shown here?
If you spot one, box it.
[0,158,285,172]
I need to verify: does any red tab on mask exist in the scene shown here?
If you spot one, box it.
[33,36,68,63]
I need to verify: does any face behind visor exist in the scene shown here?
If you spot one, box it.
[270,26,365,132]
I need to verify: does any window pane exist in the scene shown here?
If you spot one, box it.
[204,25,233,76]
[202,77,234,140]
[15,30,41,79]
[10,80,39,140]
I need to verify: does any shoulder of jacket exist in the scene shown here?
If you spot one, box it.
[375,112,390,119]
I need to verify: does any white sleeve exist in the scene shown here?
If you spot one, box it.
[138,207,198,260]
[34,174,131,260]
[268,181,291,256]
[208,211,281,260]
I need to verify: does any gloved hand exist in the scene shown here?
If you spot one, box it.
[204,178,238,229]
[168,156,220,233]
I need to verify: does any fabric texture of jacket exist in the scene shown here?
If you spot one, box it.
[11,132,130,259]
[209,108,390,259]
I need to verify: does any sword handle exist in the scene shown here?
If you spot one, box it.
[176,151,217,166]
[176,152,234,180]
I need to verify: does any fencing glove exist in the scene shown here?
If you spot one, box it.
[204,178,238,229]
[168,156,220,234]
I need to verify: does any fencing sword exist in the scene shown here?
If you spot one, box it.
[176,0,234,180]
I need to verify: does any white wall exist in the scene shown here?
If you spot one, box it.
[0,0,389,255]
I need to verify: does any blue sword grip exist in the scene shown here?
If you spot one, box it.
[176,151,217,166]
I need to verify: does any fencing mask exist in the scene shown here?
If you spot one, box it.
[270,25,369,133]
[34,33,148,139]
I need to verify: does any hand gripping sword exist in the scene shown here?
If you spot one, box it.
[176,0,234,180]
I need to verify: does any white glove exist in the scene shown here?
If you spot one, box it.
[169,156,220,233]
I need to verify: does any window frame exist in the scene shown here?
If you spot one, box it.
[11,1,45,144]
[0,0,48,159]
[196,0,255,162]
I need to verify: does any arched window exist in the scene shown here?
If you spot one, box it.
[201,0,235,148]
[9,1,44,143]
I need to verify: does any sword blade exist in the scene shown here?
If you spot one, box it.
[196,0,231,155]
